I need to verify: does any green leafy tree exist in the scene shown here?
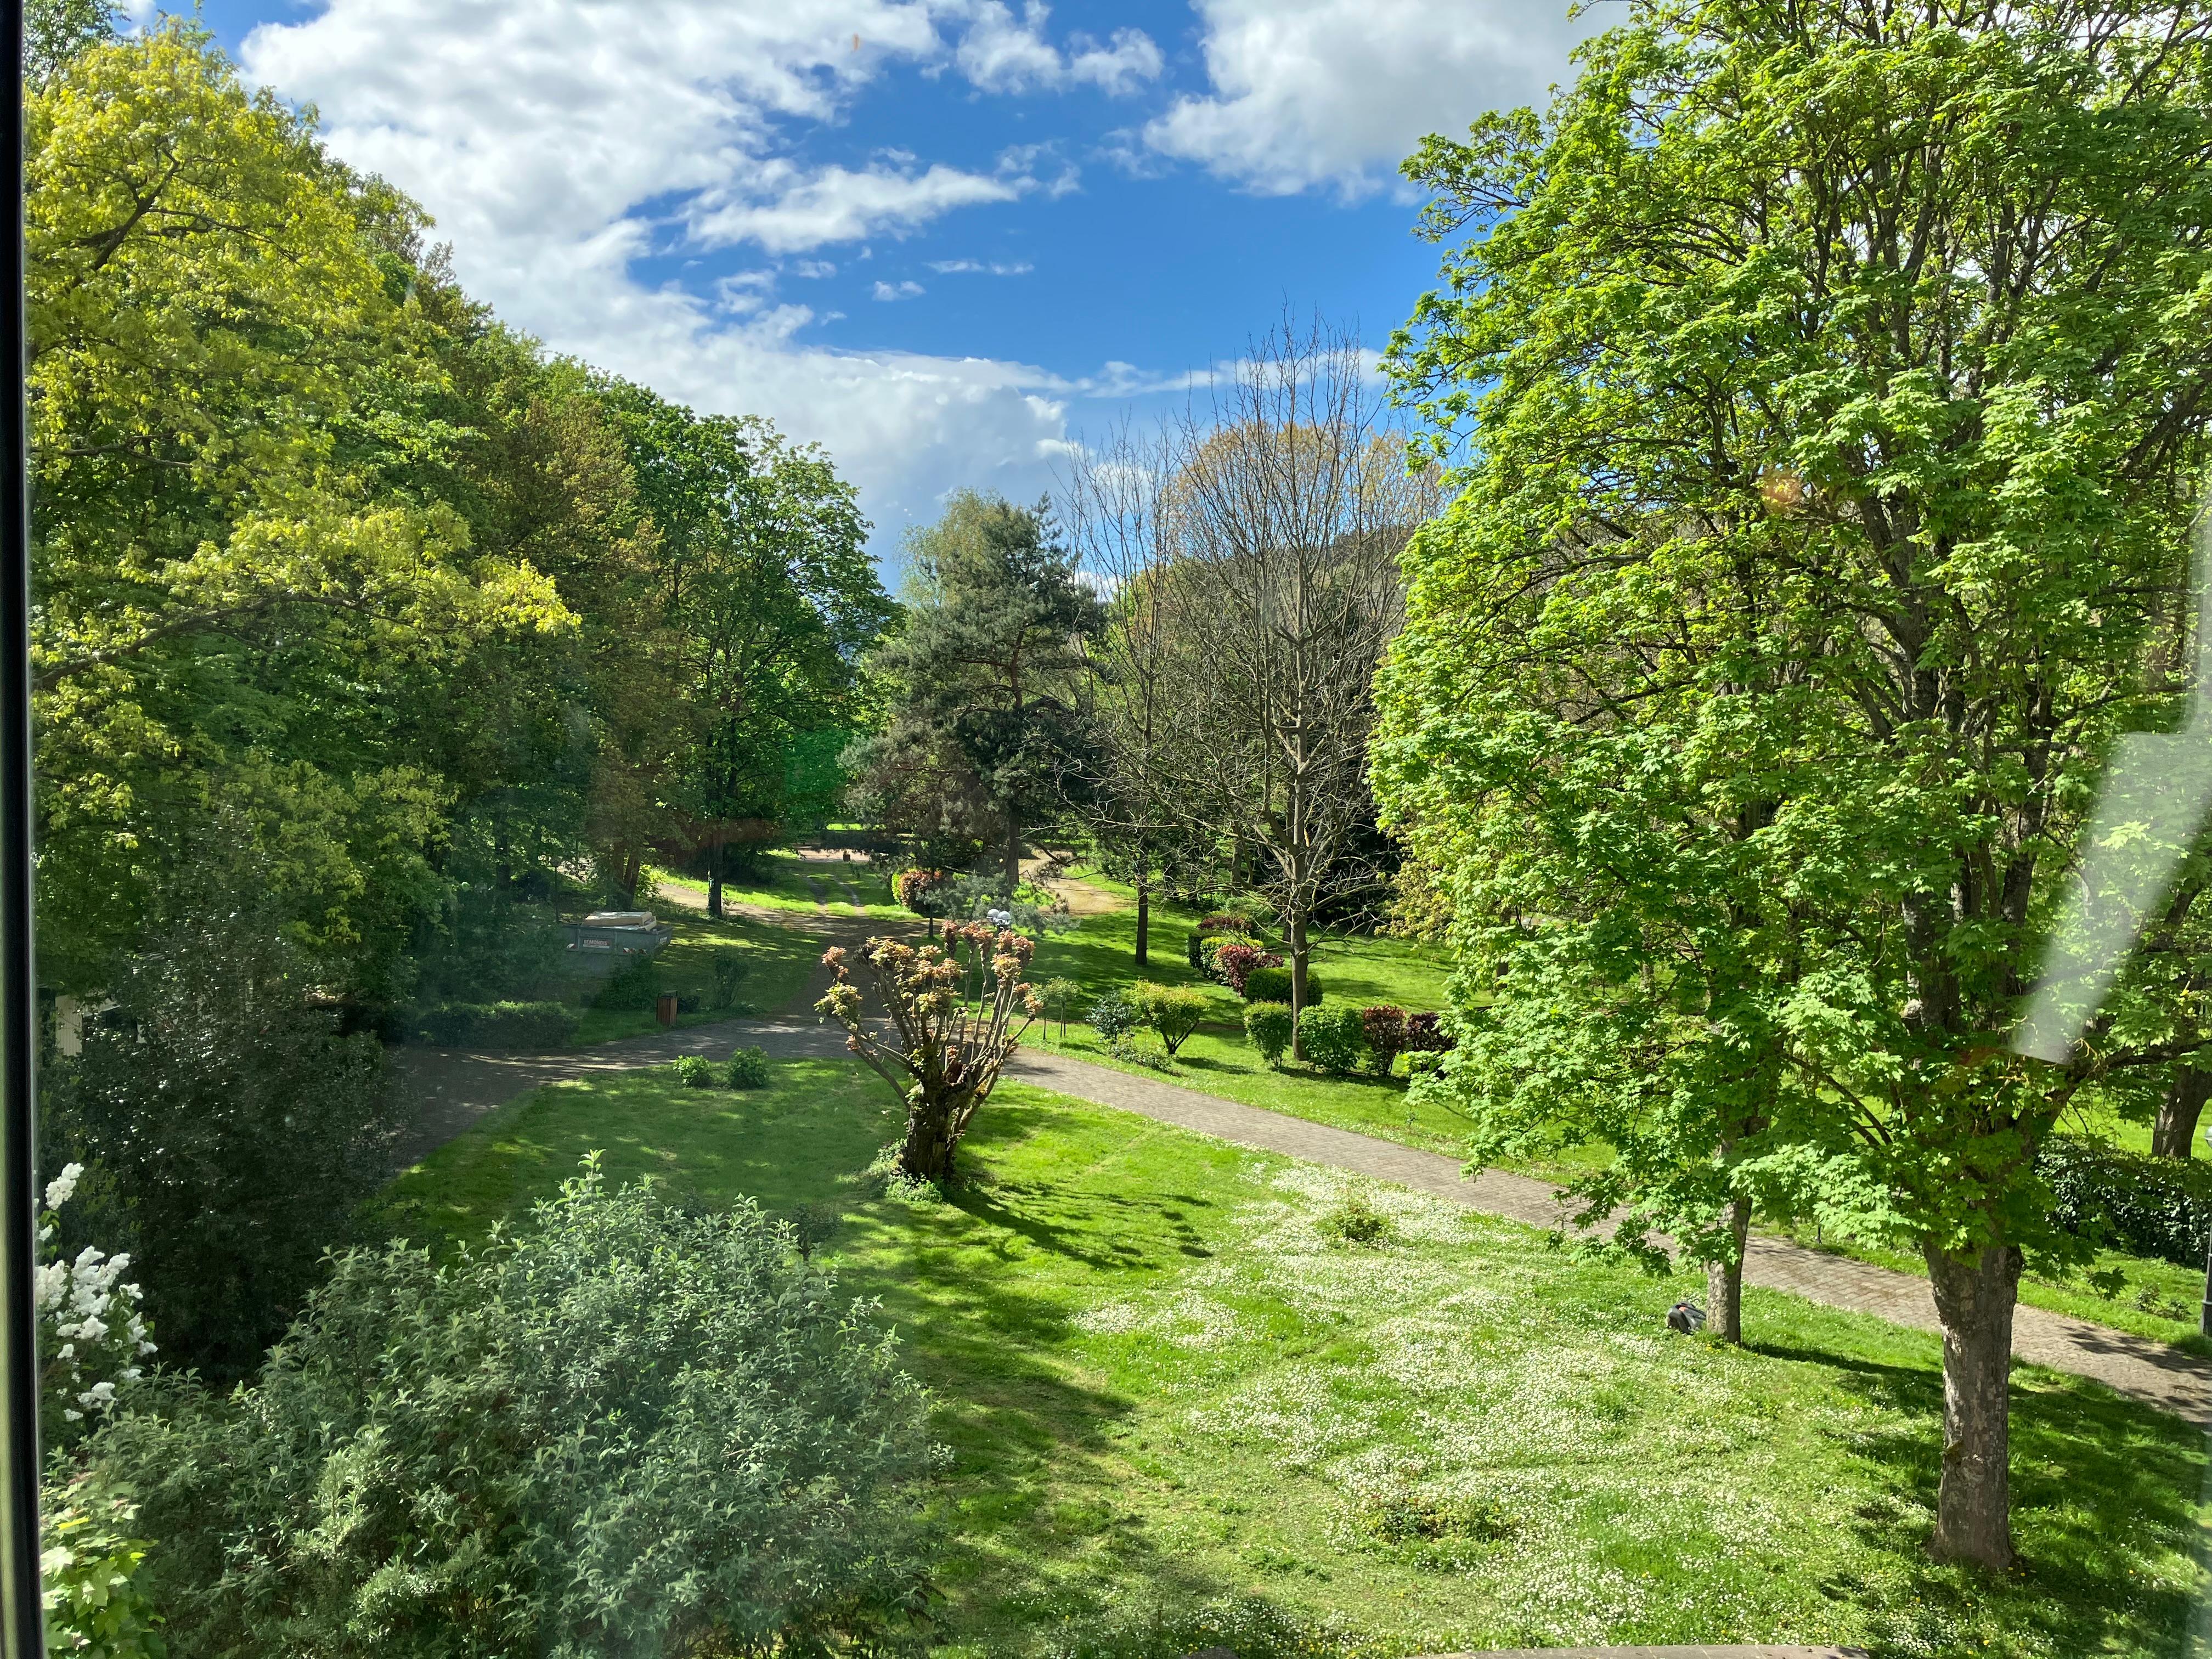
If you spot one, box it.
[1380,0,2212,1570]
[862,492,1103,888]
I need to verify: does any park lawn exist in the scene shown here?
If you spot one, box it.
[382,1058,2208,1659]
[651,852,905,921]
[569,907,820,1045]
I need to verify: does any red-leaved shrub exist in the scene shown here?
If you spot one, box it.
[1359,1005,1409,1073]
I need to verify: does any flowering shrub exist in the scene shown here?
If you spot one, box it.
[37,1165,152,1453]
[1298,1006,1368,1075]
[817,924,1039,1181]
[1211,942,1282,995]
[1243,1002,1294,1068]
[1359,1005,1409,1074]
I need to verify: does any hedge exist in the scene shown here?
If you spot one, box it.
[416,1001,580,1050]
[2042,1134,2212,1267]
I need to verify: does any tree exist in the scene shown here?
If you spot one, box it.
[864,493,1104,888]
[1152,321,1439,1052]
[1383,0,2212,1569]
[816,925,1040,1182]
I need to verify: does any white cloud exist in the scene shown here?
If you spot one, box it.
[952,2,1163,95]
[695,160,1028,254]
[928,258,1034,275]
[1145,0,1603,195]
[791,259,838,278]
[237,0,1096,547]
[872,279,926,300]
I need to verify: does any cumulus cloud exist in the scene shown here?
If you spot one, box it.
[952,1,1163,95]
[236,0,1112,545]
[1145,0,1603,195]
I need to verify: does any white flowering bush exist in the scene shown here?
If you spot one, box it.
[36,1164,153,1452]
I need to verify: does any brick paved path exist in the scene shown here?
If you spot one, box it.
[391,912,2212,1426]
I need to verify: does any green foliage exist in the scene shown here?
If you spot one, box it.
[724,1046,771,1090]
[1037,977,1082,1036]
[40,1472,165,1659]
[591,957,663,1012]
[1131,981,1209,1057]
[1298,1006,1368,1075]
[42,900,400,1381]
[1243,1001,1295,1067]
[709,949,749,1008]
[415,1000,579,1049]
[1316,1189,1391,1248]
[1088,989,1141,1044]
[1245,964,1323,1005]
[1040,1595,1385,1659]
[1197,930,1261,978]
[100,1162,936,1659]
[894,867,955,919]
[672,1054,716,1089]
[2041,1136,2212,1268]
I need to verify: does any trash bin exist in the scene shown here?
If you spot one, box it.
[656,992,679,1028]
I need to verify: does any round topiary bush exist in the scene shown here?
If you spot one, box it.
[1243,965,1323,1006]
[1243,1002,1293,1068]
[1297,1005,1367,1074]
[725,1046,771,1090]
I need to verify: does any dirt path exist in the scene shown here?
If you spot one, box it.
[391,893,2212,1425]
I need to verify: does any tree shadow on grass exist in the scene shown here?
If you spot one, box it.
[1753,1336,2206,1655]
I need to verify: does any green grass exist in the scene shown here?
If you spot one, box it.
[385,1058,2210,1658]
[651,852,905,920]
[568,907,820,1044]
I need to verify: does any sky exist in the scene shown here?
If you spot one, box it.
[177,0,1605,557]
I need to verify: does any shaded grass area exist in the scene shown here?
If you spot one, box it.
[383,1058,2209,1658]
[651,852,904,920]
[569,907,820,1045]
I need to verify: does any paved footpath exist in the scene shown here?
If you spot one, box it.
[391,902,2212,1427]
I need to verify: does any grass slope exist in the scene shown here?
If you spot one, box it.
[383,1058,2208,1659]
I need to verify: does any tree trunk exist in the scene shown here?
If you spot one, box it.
[1004,814,1022,893]
[2153,1066,2212,1158]
[1135,862,1150,967]
[707,823,725,919]
[1288,907,1310,1060]
[898,1096,958,1183]
[1705,1195,1751,1344]
[1924,1242,2021,1572]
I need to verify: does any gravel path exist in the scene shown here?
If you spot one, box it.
[390,903,2212,1426]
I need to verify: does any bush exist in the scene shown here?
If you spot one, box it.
[2042,1135,2212,1266]
[725,1046,771,1090]
[709,950,748,1009]
[1318,1190,1390,1247]
[592,958,662,1012]
[1090,989,1141,1044]
[1403,1011,1451,1053]
[1211,941,1282,995]
[1243,1002,1294,1068]
[1132,983,1209,1057]
[1359,1005,1408,1074]
[1299,1006,1367,1074]
[1244,964,1323,1006]
[416,1000,579,1050]
[100,1163,936,1659]
[41,905,402,1382]
[893,867,953,919]
[41,1471,163,1659]
[673,1054,715,1088]
[1197,932,1262,983]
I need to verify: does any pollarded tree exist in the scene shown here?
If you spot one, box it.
[1383,0,2212,1571]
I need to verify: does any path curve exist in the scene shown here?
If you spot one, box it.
[390,918,2212,1426]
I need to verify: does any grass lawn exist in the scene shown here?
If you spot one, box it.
[651,851,905,920]
[568,907,821,1044]
[382,1057,2209,1658]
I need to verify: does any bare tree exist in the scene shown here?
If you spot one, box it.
[1152,320,1441,1052]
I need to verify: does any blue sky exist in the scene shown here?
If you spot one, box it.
[181,0,1600,555]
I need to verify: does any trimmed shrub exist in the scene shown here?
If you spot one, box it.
[709,951,749,1009]
[1299,1006,1367,1074]
[1132,983,1209,1056]
[1244,965,1323,1006]
[2042,1135,2212,1266]
[101,1166,936,1659]
[417,1001,580,1050]
[1403,1011,1451,1053]
[1090,990,1141,1045]
[725,1046,771,1090]
[1244,1002,1294,1068]
[1197,932,1262,982]
[1359,1005,1408,1074]
[1212,941,1282,995]
[673,1055,715,1088]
